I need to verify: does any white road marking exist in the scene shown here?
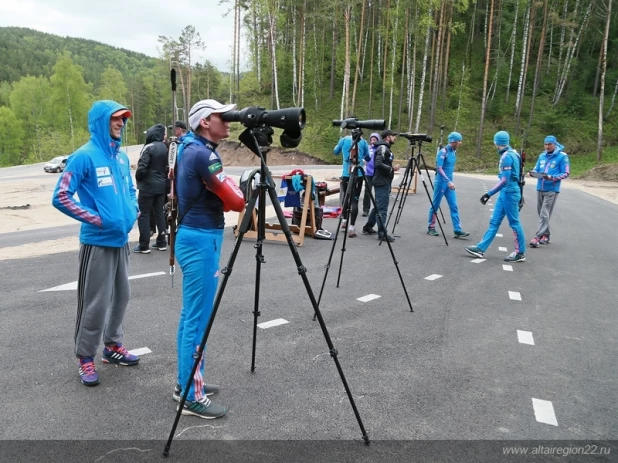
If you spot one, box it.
[517,330,535,345]
[424,274,443,281]
[257,318,289,329]
[532,398,558,426]
[128,347,152,356]
[499,246,508,252]
[470,258,486,263]
[490,208,494,211]
[496,233,503,237]
[503,264,513,271]
[357,294,381,302]
[509,291,522,301]
[40,272,166,292]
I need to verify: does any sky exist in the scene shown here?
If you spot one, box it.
[0,0,244,71]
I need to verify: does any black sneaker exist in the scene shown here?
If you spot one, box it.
[151,244,167,251]
[362,227,377,235]
[427,228,439,236]
[504,252,526,262]
[172,383,220,402]
[454,230,470,238]
[132,245,150,254]
[379,234,395,243]
[465,246,484,258]
[178,396,228,419]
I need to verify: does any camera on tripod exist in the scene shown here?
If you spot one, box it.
[397,132,433,143]
[222,106,306,148]
[332,118,386,131]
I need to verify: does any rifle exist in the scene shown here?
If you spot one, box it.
[438,125,445,150]
[518,136,526,211]
[167,69,179,286]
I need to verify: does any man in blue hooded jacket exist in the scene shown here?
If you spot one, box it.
[427,131,469,238]
[465,131,526,262]
[528,135,570,247]
[52,100,140,386]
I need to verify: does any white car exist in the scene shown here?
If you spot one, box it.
[44,156,69,173]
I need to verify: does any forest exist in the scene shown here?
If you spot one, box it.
[0,0,616,175]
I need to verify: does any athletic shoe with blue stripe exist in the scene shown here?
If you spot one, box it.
[102,344,140,366]
[78,357,99,386]
[178,396,228,420]
[173,383,220,402]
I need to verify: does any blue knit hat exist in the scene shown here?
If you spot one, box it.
[493,131,510,146]
[544,135,558,144]
[448,132,462,142]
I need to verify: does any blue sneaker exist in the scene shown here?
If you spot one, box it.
[102,344,140,366]
[78,357,99,386]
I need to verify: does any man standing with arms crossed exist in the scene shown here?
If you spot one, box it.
[171,100,246,419]
[52,100,140,386]
[426,131,469,238]
[528,135,570,247]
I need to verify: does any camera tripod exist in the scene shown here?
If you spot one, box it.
[164,126,369,456]
[313,129,413,318]
[385,138,449,246]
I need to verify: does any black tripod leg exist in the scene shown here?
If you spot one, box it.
[263,173,370,444]
[415,159,449,246]
[385,157,411,234]
[391,160,416,234]
[250,183,267,373]
[367,176,414,312]
[313,174,355,321]
[336,176,359,289]
[164,192,258,457]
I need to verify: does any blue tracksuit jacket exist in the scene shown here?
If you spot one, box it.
[333,136,370,177]
[52,100,138,247]
[532,147,570,192]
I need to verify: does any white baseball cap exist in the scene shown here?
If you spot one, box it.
[188,99,237,131]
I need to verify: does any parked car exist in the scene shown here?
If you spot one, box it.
[44,156,69,173]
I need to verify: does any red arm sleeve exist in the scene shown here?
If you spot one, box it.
[202,169,246,212]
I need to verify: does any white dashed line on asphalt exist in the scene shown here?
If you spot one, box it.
[532,398,558,426]
[424,274,443,281]
[503,264,513,271]
[257,318,289,329]
[470,258,486,263]
[517,330,535,345]
[496,233,503,237]
[128,347,152,356]
[357,294,381,302]
[509,291,522,301]
[39,271,167,292]
[499,247,508,252]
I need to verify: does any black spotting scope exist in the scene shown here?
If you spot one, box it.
[397,132,433,143]
[222,106,306,132]
[332,118,386,130]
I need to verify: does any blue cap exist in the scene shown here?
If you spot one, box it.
[448,132,462,142]
[493,131,510,146]
[544,135,558,144]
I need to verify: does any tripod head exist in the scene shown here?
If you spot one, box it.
[239,126,275,156]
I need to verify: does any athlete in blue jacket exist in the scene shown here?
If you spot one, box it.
[52,100,140,386]
[529,135,570,247]
[333,134,370,237]
[172,99,246,420]
[427,132,469,238]
[466,131,526,262]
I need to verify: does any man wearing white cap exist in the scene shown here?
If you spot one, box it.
[172,99,246,419]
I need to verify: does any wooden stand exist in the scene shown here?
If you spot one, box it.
[390,169,417,194]
[235,175,317,246]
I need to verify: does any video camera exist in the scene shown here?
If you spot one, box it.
[222,106,306,148]
[397,132,433,143]
[332,118,386,131]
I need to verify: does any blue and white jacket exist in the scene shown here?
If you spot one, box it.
[488,147,522,196]
[333,135,370,178]
[52,100,138,247]
[532,146,570,193]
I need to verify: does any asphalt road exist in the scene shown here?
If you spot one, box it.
[0,172,616,462]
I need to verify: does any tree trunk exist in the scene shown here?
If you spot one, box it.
[515,0,535,133]
[407,5,418,132]
[476,0,495,158]
[269,5,280,109]
[506,0,519,102]
[300,0,306,108]
[344,5,352,117]
[597,0,612,162]
[368,5,377,116]
[351,0,367,115]
[253,0,261,84]
[382,0,392,118]
[606,78,618,118]
[329,6,337,99]
[441,1,453,111]
[415,7,432,133]
[455,62,466,130]
[231,0,238,103]
[397,7,409,131]
[526,0,550,141]
[429,0,445,132]
[388,0,400,127]
[554,0,570,92]
[292,6,298,105]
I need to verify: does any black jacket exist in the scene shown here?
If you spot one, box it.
[371,141,396,187]
[136,124,168,195]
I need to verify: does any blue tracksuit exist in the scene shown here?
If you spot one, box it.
[428,145,462,232]
[175,136,227,402]
[52,100,138,247]
[532,147,570,192]
[333,136,370,177]
[476,147,526,254]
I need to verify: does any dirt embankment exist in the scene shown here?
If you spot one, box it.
[576,164,618,182]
